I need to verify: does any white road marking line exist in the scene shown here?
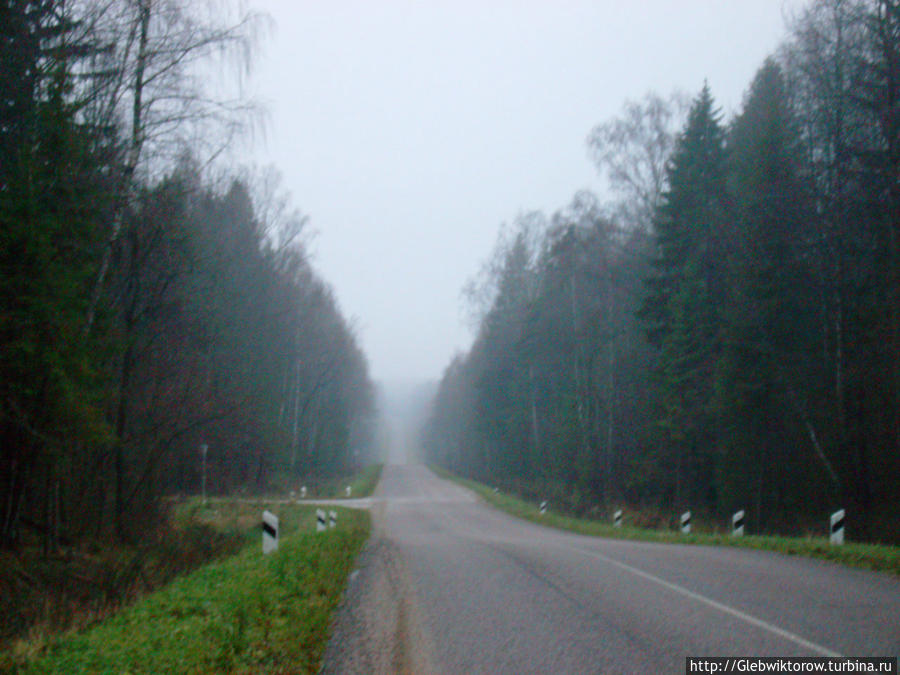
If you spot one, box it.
[567,545,842,657]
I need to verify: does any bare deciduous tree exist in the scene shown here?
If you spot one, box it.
[587,91,688,230]
[81,0,266,336]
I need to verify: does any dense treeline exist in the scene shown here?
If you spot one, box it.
[424,0,900,542]
[1,0,374,550]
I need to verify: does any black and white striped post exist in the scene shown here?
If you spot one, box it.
[329,510,337,529]
[830,508,845,545]
[613,509,623,528]
[262,510,279,554]
[680,510,691,534]
[300,485,307,499]
[732,510,745,537]
[539,501,547,515]
[316,508,326,532]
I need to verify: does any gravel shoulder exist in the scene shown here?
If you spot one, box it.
[320,478,437,675]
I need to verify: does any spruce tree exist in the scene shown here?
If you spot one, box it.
[0,0,112,548]
[717,60,824,526]
[642,83,728,508]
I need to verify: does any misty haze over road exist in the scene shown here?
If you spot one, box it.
[249,1,801,383]
[322,465,900,674]
[8,0,900,669]
[376,380,436,464]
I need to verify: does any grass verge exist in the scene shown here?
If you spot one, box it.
[7,504,370,674]
[432,466,900,577]
[345,463,383,498]
[295,463,384,499]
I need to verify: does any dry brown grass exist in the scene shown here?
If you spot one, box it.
[0,508,248,654]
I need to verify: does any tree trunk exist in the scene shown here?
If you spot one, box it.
[83,0,151,339]
[569,276,590,479]
[114,338,136,541]
[2,458,19,548]
[605,341,616,508]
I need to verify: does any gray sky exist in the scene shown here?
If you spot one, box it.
[244,0,801,384]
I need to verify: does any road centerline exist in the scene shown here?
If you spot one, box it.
[562,543,842,657]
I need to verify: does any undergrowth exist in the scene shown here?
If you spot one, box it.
[5,505,370,674]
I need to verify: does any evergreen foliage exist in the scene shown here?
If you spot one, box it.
[0,0,375,550]
[424,1,900,542]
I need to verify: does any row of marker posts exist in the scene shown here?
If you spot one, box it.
[680,507,843,541]
[535,501,847,544]
[294,485,350,499]
[315,508,337,532]
[262,484,355,553]
[261,508,339,555]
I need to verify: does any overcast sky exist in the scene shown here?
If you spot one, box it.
[243,0,802,384]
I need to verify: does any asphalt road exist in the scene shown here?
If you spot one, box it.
[321,464,900,674]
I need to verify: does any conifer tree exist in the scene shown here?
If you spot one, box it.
[0,0,113,548]
[642,84,729,508]
[716,60,821,526]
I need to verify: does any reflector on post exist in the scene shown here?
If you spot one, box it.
[830,509,845,545]
[262,510,278,554]
[732,510,745,537]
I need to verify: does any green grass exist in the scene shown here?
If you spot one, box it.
[432,466,900,577]
[1,504,256,654]
[10,504,370,674]
[345,463,383,498]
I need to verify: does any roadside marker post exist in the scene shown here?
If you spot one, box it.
[539,501,547,515]
[680,511,691,534]
[613,509,623,528]
[262,510,279,554]
[329,510,337,528]
[300,485,307,499]
[346,485,352,497]
[732,510,745,537]
[830,509,845,545]
[316,509,326,532]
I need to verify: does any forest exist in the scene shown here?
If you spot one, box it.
[423,0,900,543]
[0,0,376,552]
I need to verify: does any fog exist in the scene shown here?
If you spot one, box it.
[376,380,438,464]
[4,3,897,660]
[244,0,801,387]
